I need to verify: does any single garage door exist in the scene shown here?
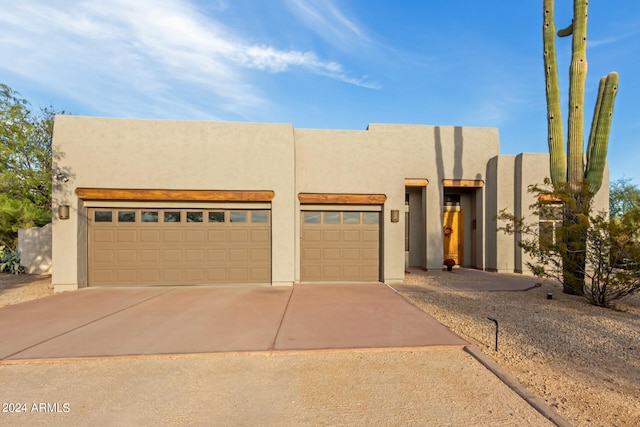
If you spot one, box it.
[300,210,380,281]
[88,208,270,286]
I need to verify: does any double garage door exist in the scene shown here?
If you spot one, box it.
[88,207,270,286]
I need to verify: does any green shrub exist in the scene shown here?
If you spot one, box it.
[0,194,50,248]
[0,245,24,274]
[583,212,640,307]
[497,182,640,308]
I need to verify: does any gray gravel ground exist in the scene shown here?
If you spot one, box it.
[0,349,553,426]
[400,269,640,427]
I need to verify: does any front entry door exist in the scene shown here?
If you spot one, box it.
[443,210,463,265]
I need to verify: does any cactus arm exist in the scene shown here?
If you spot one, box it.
[566,0,588,192]
[557,21,573,37]
[585,76,607,173]
[543,0,618,197]
[543,0,566,186]
[585,72,619,194]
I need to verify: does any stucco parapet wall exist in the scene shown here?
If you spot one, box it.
[54,115,293,128]
[52,116,296,200]
[365,123,501,148]
[365,123,499,132]
[364,123,502,173]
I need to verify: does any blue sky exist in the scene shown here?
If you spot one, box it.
[1,0,638,183]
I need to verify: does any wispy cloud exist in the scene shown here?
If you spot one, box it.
[285,0,369,48]
[0,0,376,118]
[589,32,635,48]
[237,46,380,89]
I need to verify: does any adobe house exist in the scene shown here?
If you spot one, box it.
[50,116,608,291]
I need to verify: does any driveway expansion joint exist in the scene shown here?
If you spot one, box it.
[1,288,175,361]
[268,287,294,351]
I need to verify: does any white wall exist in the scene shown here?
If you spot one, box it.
[18,224,52,275]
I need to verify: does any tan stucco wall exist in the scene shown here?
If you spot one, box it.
[52,116,296,290]
[369,124,498,272]
[488,155,518,273]
[293,128,405,283]
[53,116,597,289]
[296,124,501,275]
[514,153,549,274]
[496,153,610,275]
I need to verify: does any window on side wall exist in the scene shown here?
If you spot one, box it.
[538,203,563,250]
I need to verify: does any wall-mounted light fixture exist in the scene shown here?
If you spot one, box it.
[390,209,399,223]
[58,205,70,220]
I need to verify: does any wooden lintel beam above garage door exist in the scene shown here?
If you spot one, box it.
[441,179,484,188]
[298,193,386,205]
[75,188,275,202]
[404,179,429,187]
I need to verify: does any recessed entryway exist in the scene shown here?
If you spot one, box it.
[404,179,428,269]
[442,180,483,268]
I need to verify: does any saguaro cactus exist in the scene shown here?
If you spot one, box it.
[542,0,619,295]
[542,0,619,195]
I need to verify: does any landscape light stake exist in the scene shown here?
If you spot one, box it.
[486,316,499,352]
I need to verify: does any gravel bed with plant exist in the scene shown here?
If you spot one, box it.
[400,269,640,427]
[0,273,53,307]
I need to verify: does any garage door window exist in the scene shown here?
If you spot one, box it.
[251,211,268,223]
[186,211,203,222]
[118,211,136,222]
[323,212,340,223]
[95,211,112,222]
[208,211,225,222]
[363,212,379,224]
[343,212,360,224]
[91,209,270,225]
[303,212,320,223]
[141,211,159,222]
[230,211,247,222]
[164,212,181,223]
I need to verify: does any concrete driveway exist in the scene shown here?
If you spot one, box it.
[0,280,567,426]
[0,283,467,361]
